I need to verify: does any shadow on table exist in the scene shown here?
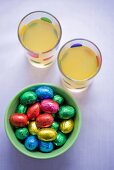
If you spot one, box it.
[8,144,76,170]
[59,78,94,106]
[24,57,59,84]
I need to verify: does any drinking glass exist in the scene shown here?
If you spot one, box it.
[57,39,102,92]
[18,11,62,68]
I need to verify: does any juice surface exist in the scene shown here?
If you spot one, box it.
[20,19,58,53]
[60,46,98,81]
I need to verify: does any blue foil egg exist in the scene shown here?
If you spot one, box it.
[35,86,54,100]
[24,136,39,151]
[39,141,54,152]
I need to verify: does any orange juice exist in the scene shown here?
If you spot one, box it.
[60,46,99,81]
[20,19,58,53]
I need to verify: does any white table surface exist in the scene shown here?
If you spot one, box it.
[0,0,114,170]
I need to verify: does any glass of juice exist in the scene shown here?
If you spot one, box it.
[58,39,102,92]
[18,11,62,68]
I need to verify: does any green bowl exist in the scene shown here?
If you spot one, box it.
[4,83,81,159]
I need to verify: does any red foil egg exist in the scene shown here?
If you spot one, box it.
[9,113,28,127]
[27,103,40,120]
[41,99,59,114]
[36,113,54,128]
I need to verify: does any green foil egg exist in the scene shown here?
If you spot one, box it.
[20,91,37,105]
[60,119,74,134]
[58,106,75,119]
[16,104,27,114]
[54,131,67,146]
[51,121,59,131]
[53,95,64,105]
[15,127,29,140]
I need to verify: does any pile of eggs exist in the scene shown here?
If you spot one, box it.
[9,86,76,153]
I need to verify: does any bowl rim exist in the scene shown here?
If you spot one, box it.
[4,83,81,159]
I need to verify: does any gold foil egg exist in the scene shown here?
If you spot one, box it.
[37,128,57,141]
[60,119,74,134]
[28,121,39,135]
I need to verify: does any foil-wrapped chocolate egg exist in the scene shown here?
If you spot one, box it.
[39,141,53,152]
[9,113,28,127]
[54,132,67,146]
[41,99,59,114]
[58,106,75,119]
[20,91,37,105]
[37,128,57,141]
[36,113,54,128]
[24,135,39,151]
[28,121,39,135]
[27,103,40,120]
[51,121,59,131]
[15,127,29,140]
[35,86,54,99]
[16,104,27,114]
[53,95,64,105]
[60,119,74,134]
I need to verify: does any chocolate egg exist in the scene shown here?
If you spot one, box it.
[37,128,57,141]
[39,141,53,152]
[15,127,29,140]
[16,104,27,114]
[41,99,59,114]
[36,113,54,128]
[35,86,54,99]
[20,91,37,105]
[60,119,74,134]
[28,121,39,135]
[53,95,64,105]
[54,132,67,146]
[51,121,59,131]
[24,135,39,151]
[58,106,75,119]
[9,113,28,127]
[27,103,40,120]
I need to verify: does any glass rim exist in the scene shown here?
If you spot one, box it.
[57,38,102,82]
[17,11,62,54]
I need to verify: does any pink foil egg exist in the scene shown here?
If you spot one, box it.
[41,99,59,114]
